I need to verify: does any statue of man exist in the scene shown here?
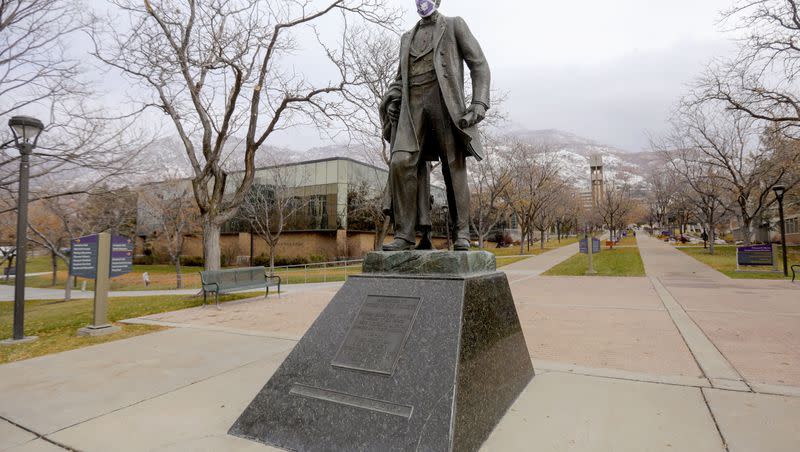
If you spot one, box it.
[380,0,491,252]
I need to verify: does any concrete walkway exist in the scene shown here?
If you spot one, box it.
[1,242,799,451]
[0,281,345,302]
[501,240,580,282]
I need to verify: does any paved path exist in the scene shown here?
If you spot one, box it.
[638,235,800,390]
[0,281,345,302]
[1,242,799,451]
[501,241,580,281]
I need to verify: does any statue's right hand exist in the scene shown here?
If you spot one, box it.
[388,102,400,123]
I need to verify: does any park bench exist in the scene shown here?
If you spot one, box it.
[792,265,800,283]
[200,267,281,309]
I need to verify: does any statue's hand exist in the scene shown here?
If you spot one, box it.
[388,101,400,123]
[466,103,486,124]
[459,103,487,128]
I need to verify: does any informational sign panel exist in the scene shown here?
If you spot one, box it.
[580,238,601,254]
[69,234,99,279]
[70,234,133,279]
[109,235,133,278]
[737,245,774,267]
[331,296,422,376]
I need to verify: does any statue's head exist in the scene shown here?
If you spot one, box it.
[415,0,440,18]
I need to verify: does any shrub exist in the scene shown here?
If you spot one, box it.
[133,255,154,265]
[180,256,205,267]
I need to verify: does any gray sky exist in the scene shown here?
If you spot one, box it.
[84,0,739,153]
[269,0,739,152]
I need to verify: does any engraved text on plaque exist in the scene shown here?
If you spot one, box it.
[331,296,421,375]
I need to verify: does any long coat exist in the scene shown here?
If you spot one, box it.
[381,14,491,161]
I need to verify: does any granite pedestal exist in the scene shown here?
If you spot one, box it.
[230,251,534,452]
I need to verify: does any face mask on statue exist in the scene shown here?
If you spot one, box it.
[416,0,437,18]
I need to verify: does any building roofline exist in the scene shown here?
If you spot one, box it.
[252,156,388,175]
[136,156,389,189]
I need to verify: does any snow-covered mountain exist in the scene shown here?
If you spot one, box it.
[135,129,658,193]
[505,128,658,191]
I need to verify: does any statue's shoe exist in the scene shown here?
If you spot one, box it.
[453,239,470,251]
[382,238,416,252]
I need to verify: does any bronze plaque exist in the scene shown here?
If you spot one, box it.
[332,295,422,375]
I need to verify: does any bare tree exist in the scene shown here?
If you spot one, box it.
[596,180,635,241]
[0,0,154,212]
[0,0,84,118]
[666,102,800,244]
[139,181,200,288]
[699,0,800,133]
[342,26,399,168]
[347,180,388,250]
[502,142,563,255]
[239,163,310,275]
[93,0,399,270]
[469,141,511,249]
[26,194,92,300]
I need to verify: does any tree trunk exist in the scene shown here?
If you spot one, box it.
[64,266,72,302]
[51,250,58,286]
[269,244,276,277]
[203,218,222,271]
[540,229,545,250]
[174,258,183,289]
[709,226,716,256]
[740,216,752,246]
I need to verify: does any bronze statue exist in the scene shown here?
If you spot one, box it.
[380,0,491,252]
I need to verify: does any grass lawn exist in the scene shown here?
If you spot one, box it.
[474,237,579,257]
[679,245,800,280]
[0,292,262,364]
[543,247,646,277]
[614,236,638,247]
[495,256,533,267]
[8,240,581,291]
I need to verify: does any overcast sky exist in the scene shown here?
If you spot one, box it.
[270,0,739,152]
[86,0,739,153]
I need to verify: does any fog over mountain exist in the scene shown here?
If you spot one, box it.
[133,128,658,196]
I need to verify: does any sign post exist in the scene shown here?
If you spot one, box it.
[72,233,133,337]
[580,234,600,275]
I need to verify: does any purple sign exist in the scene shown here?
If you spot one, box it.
[737,244,774,267]
[70,234,99,279]
[579,238,601,254]
[110,236,133,278]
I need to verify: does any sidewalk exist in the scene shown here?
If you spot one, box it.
[0,281,345,302]
[638,235,800,389]
[0,242,798,451]
[501,241,580,282]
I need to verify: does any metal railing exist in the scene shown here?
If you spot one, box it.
[265,259,364,285]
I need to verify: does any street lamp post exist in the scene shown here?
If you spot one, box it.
[2,116,44,344]
[773,185,788,277]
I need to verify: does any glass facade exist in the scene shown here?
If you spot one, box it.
[225,158,395,233]
[138,157,448,236]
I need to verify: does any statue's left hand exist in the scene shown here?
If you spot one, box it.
[460,103,486,128]
[468,103,486,122]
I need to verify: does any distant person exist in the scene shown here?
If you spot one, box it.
[701,231,709,249]
[143,272,151,287]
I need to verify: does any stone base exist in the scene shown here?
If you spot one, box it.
[363,250,496,276]
[77,325,121,337]
[0,336,38,346]
[230,268,534,452]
